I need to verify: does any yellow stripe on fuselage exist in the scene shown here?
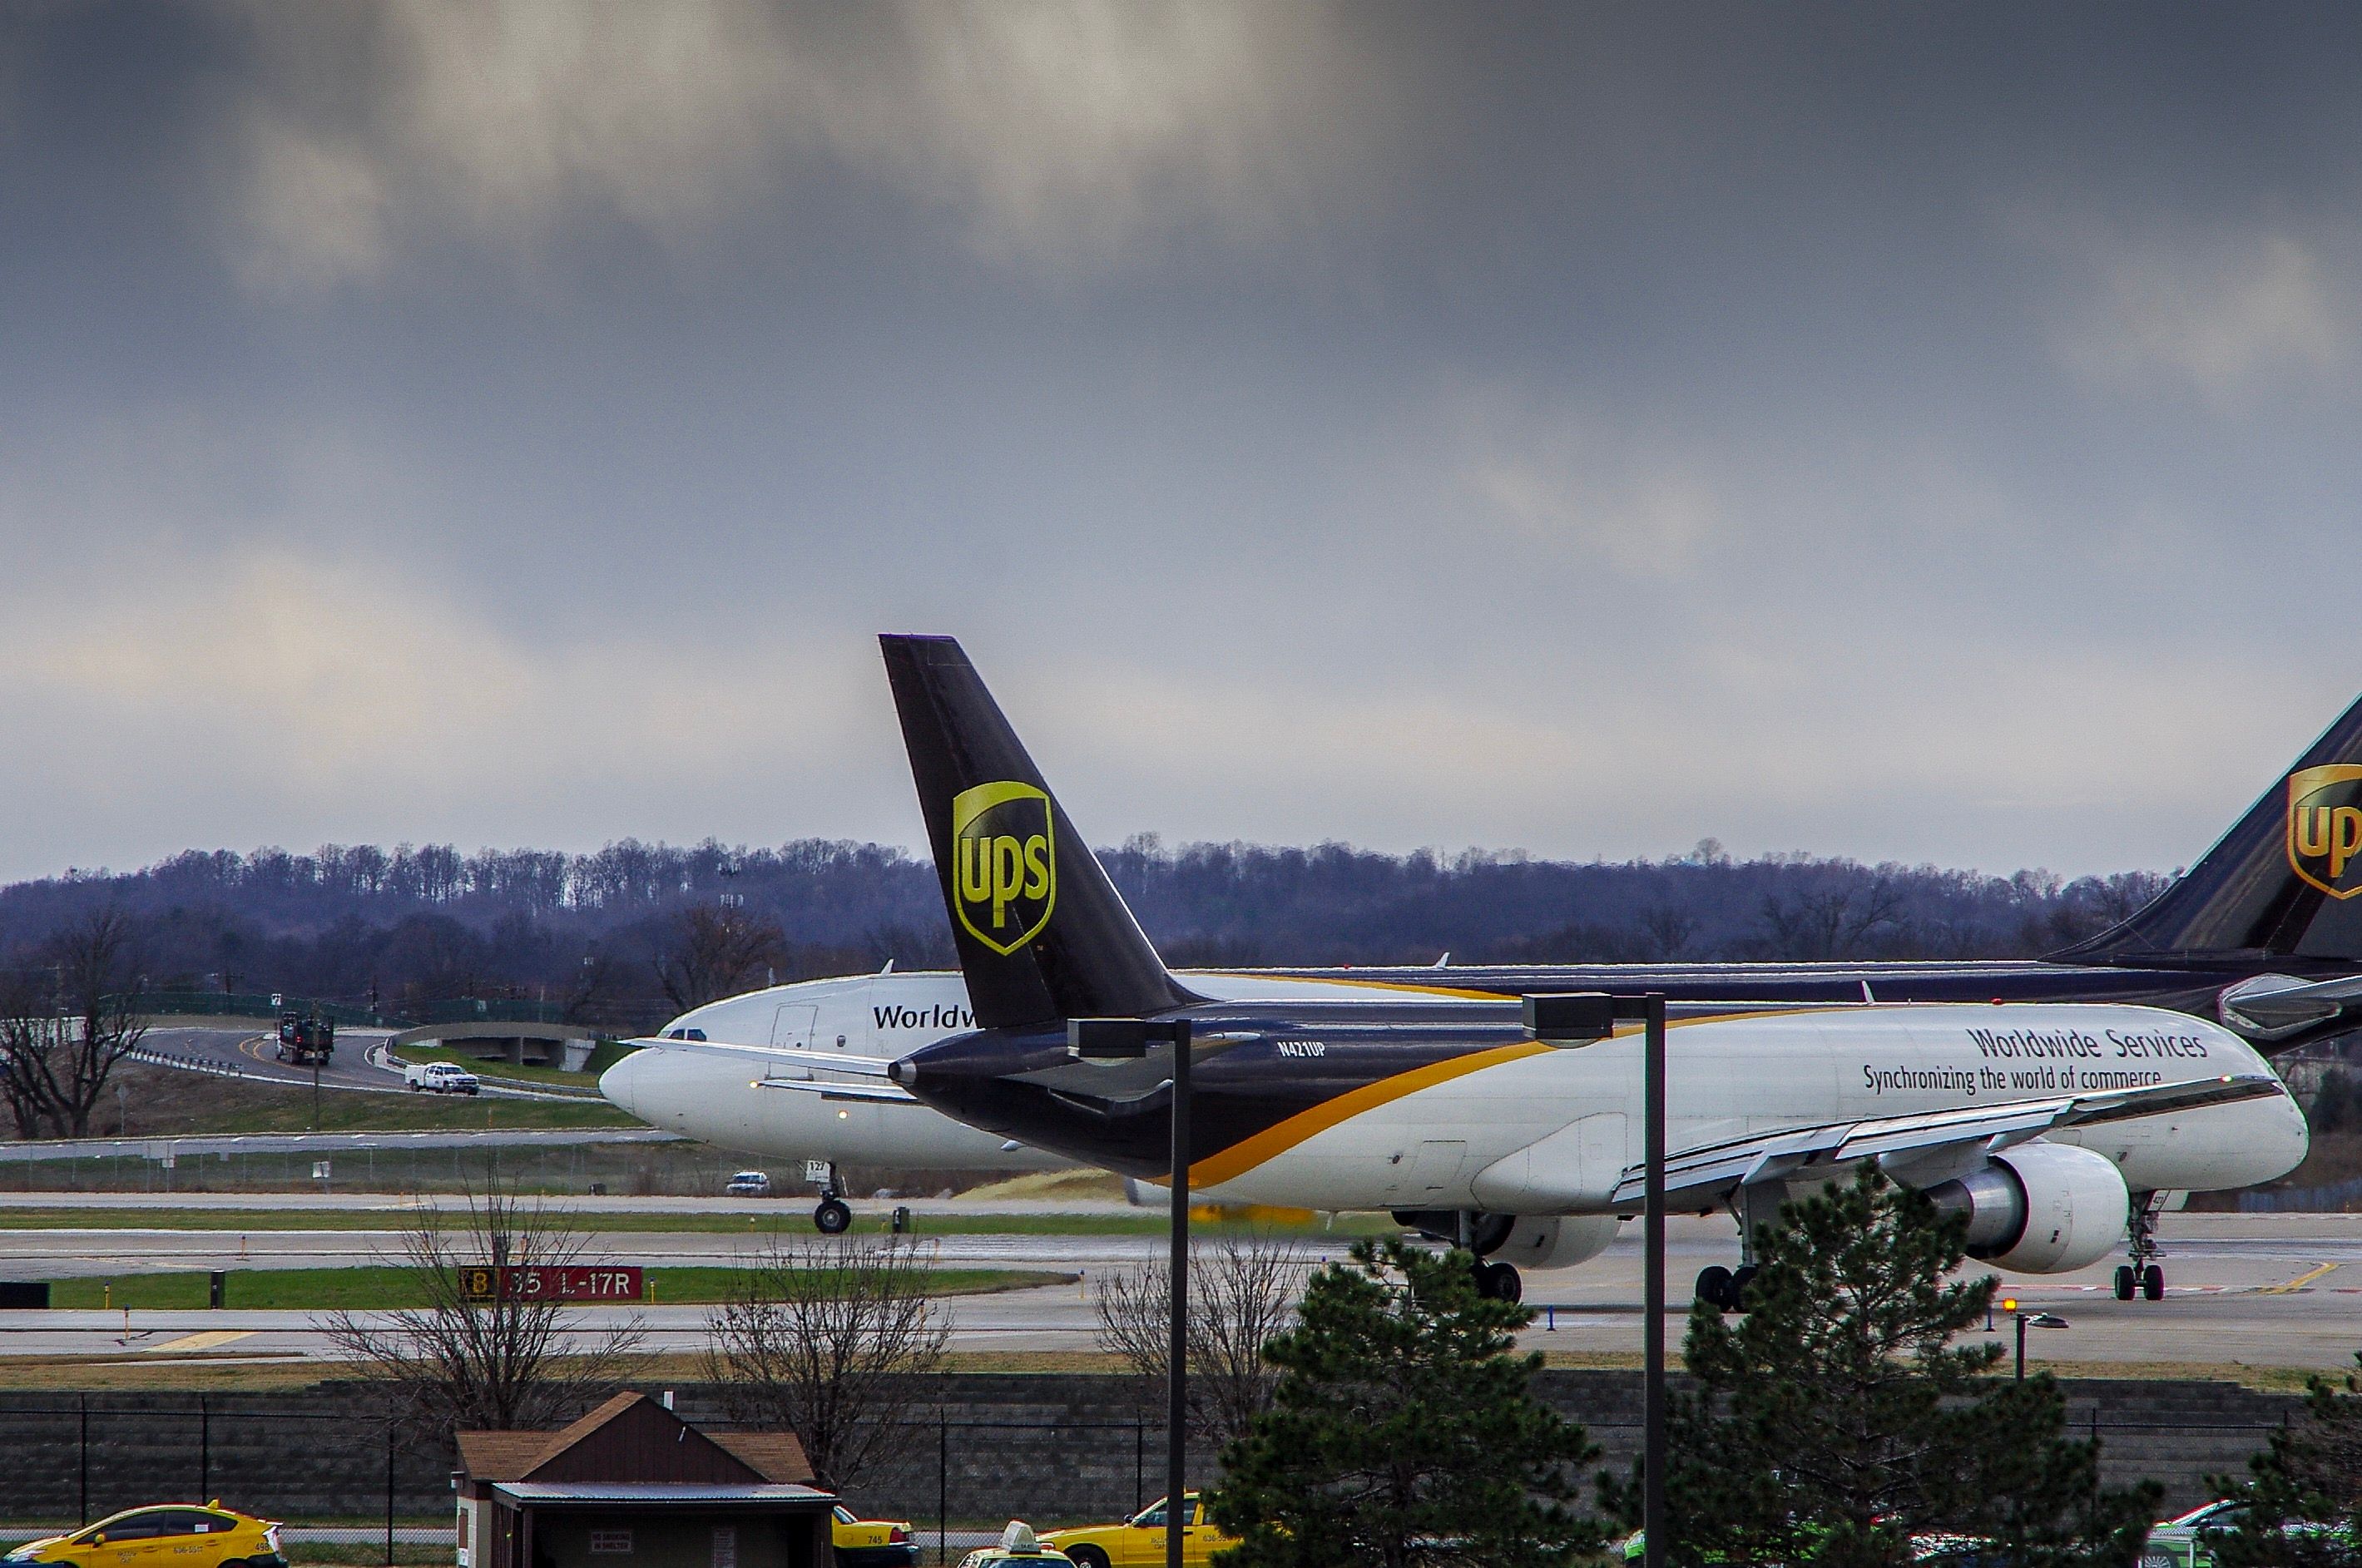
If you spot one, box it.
[1182,1006,1852,1190]
[1189,1038,1554,1188]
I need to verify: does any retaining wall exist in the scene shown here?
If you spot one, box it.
[0,1373,2300,1529]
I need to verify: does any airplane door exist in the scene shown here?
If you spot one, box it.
[770,1006,817,1049]
[1392,1140,1465,1202]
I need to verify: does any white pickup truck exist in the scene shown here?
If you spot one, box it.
[403,1061,482,1096]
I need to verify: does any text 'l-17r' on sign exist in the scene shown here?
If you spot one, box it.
[456,1265,645,1301]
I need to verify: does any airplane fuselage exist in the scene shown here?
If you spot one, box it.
[893,1000,2305,1217]
[598,971,1470,1166]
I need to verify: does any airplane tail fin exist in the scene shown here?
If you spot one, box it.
[2057,688,2362,963]
[880,635,1201,1029]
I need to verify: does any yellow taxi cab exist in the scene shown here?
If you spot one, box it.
[1039,1495,1235,1568]
[832,1506,920,1568]
[958,1521,1072,1568]
[4,1504,284,1568]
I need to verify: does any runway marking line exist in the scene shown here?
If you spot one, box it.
[143,1330,255,1353]
[2259,1262,2340,1295]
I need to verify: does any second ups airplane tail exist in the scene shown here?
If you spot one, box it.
[2057,687,2362,967]
[880,634,1201,1029]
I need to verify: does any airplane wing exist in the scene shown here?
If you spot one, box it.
[753,1078,919,1105]
[618,1038,900,1079]
[1607,1072,2285,1208]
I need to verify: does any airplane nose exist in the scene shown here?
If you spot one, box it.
[599,1049,650,1120]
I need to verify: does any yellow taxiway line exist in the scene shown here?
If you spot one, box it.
[143,1330,255,1353]
[2258,1261,2340,1294]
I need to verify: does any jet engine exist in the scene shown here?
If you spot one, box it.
[1924,1142,2127,1274]
[1491,1214,1621,1271]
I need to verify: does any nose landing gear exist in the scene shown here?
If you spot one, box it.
[2112,1191,2167,1301]
[812,1163,853,1234]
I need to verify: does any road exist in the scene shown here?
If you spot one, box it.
[2,1211,2361,1369]
[135,1026,406,1095]
[133,1025,593,1102]
[0,1127,684,1165]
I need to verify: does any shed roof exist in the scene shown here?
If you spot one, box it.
[491,1482,833,1506]
[456,1394,812,1486]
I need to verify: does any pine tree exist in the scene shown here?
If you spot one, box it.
[1606,1166,2156,1568]
[1210,1238,1600,1568]
[2212,1351,2362,1567]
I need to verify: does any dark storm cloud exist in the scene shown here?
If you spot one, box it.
[2,2,2359,882]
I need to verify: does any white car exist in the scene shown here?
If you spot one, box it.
[725,1170,772,1197]
[404,1061,482,1096]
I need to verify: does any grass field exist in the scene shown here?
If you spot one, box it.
[0,1206,1395,1238]
[72,1063,636,1139]
[390,1042,615,1091]
[48,1264,1072,1311]
[194,1096,636,1134]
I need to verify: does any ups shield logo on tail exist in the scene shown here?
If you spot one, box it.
[951,781,1057,954]
[2288,764,2362,900]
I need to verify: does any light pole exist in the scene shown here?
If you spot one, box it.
[1523,991,1667,1568]
[2002,1298,2070,1380]
[1070,1016,1195,1568]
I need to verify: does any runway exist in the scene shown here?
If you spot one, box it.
[0,1209,2358,1369]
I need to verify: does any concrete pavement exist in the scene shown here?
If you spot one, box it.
[0,1212,2360,1368]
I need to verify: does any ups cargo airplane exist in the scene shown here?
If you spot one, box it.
[605,641,2350,1298]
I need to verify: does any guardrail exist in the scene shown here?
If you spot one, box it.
[121,1044,250,1081]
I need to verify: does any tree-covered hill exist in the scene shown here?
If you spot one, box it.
[0,834,2167,1035]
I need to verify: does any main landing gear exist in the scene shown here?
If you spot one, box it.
[1696,1181,1780,1313]
[1395,1210,1528,1301]
[1694,1264,1757,1314]
[1472,1259,1523,1303]
[813,1163,853,1235]
[2113,1191,2167,1302]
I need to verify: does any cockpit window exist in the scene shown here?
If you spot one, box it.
[664,1027,708,1041]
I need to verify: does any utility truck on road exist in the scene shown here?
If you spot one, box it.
[403,1060,481,1095]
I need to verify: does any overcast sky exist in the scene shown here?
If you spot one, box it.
[2,3,2359,884]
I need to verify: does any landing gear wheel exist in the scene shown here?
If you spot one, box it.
[1696,1265,1735,1313]
[814,1197,853,1235]
[1730,1264,1757,1308]
[1473,1260,1522,1303]
[2122,1190,2168,1303]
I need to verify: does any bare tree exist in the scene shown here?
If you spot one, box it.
[1635,904,1701,962]
[703,1238,950,1491]
[655,904,789,1012]
[1096,1233,1303,1450]
[1755,873,1906,961]
[0,911,149,1138]
[321,1180,646,1441]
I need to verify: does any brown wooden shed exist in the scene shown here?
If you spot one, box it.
[455,1394,834,1568]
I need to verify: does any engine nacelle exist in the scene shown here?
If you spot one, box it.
[1925,1142,2127,1274]
[1492,1214,1621,1271]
